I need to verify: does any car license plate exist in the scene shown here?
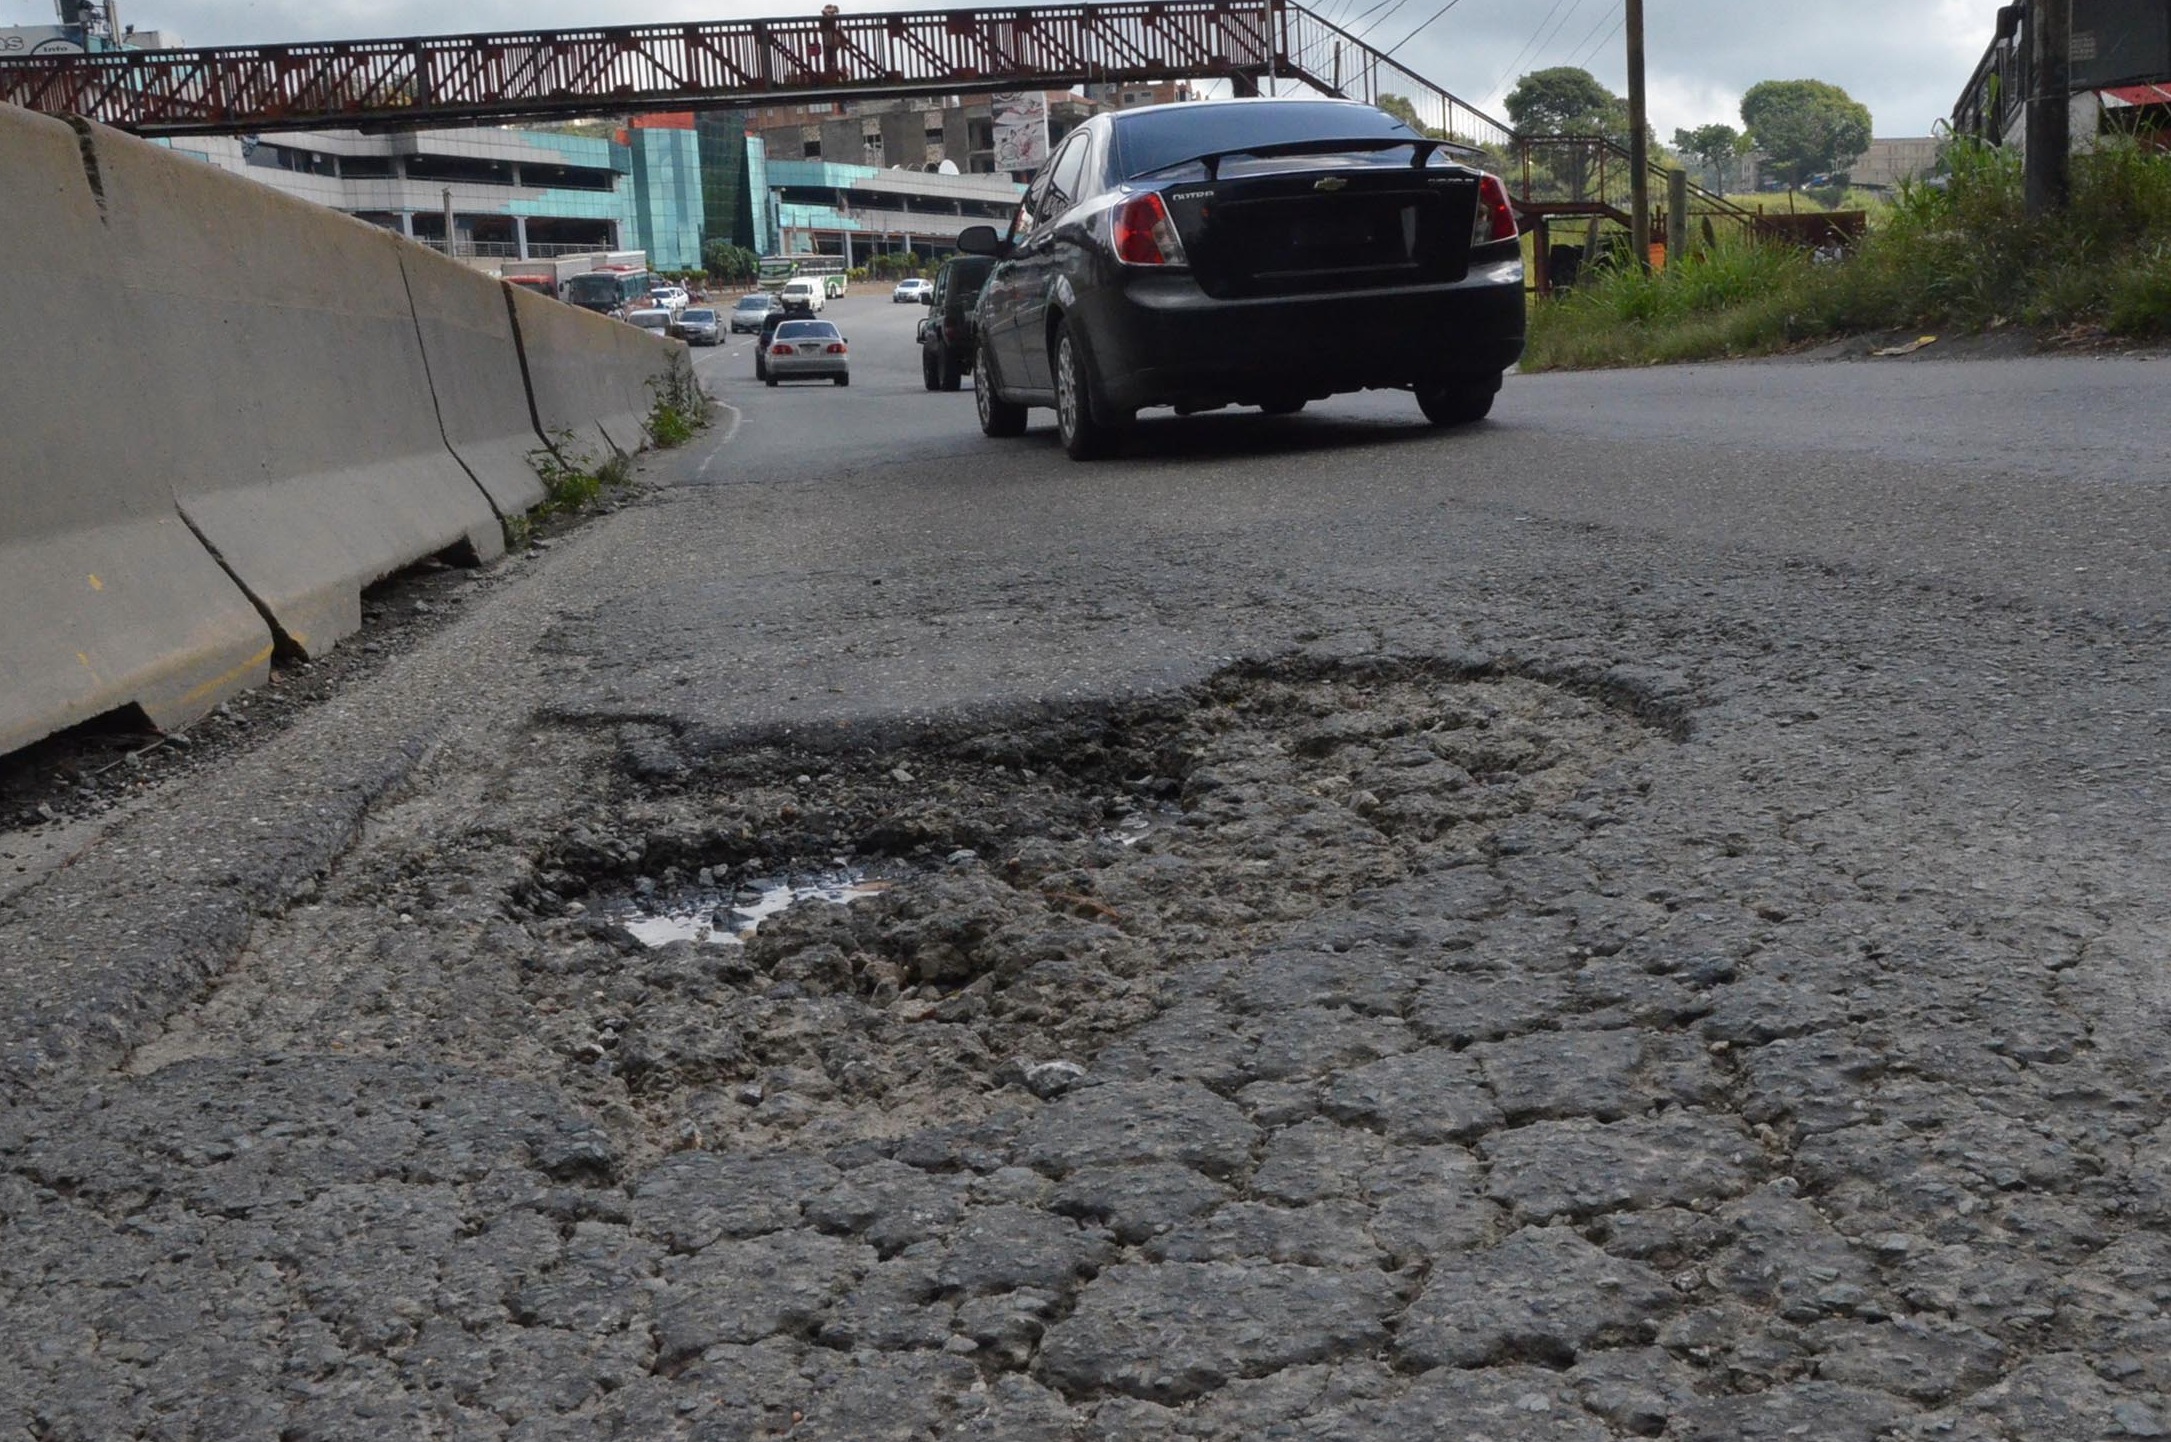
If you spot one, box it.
[1291,216,1372,248]
[799,344,821,353]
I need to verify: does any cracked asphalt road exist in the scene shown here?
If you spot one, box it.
[3,297,2170,1440]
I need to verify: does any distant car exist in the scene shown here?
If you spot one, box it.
[754,298,819,381]
[965,97,1526,458]
[918,254,996,392]
[892,277,933,304]
[649,285,690,312]
[730,293,780,333]
[625,307,675,340]
[674,307,722,346]
[763,319,850,386]
[778,277,827,312]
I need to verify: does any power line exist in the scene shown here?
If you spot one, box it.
[1353,0,1417,45]
[1572,11,1626,70]
[1479,0,1574,106]
[1380,0,1467,60]
[1524,0,1592,74]
[1560,0,1620,68]
[1338,0,1399,31]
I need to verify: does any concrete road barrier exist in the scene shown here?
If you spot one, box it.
[398,244,549,517]
[508,286,678,461]
[0,105,274,756]
[2,102,682,759]
[78,116,504,658]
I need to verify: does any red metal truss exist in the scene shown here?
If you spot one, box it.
[0,1,1305,136]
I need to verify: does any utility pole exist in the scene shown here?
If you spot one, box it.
[1625,0,1650,268]
[2026,0,2071,214]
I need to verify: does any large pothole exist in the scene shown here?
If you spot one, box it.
[512,659,1669,1158]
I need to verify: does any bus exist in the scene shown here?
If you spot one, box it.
[562,267,656,316]
[756,255,848,299]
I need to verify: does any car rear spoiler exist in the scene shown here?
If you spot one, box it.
[1138,134,1486,182]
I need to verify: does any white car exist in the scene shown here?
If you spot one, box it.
[778,277,827,312]
[624,307,675,340]
[892,278,933,304]
[648,286,690,313]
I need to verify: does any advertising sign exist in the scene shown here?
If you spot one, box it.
[0,26,87,55]
[990,90,1049,175]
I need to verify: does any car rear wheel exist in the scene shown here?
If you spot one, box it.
[922,348,940,391]
[937,345,963,393]
[765,375,779,388]
[1415,374,1499,427]
[974,342,1028,438]
[1053,323,1119,461]
[1258,398,1306,416]
[834,374,850,387]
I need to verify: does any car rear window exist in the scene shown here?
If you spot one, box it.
[735,296,770,309]
[776,321,839,339]
[680,310,716,322]
[1112,100,1417,179]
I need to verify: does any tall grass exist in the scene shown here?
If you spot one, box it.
[1525,137,2171,369]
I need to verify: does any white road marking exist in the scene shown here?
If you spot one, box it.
[697,401,744,476]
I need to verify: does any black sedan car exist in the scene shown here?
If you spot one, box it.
[962,98,1525,458]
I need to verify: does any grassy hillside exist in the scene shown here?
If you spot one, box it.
[1524,140,2171,370]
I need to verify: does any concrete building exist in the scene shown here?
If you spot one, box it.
[1844,138,1941,192]
[755,91,1102,176]
[764,158,1025,259]
[157,127,638,262]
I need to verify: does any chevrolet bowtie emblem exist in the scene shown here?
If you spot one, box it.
[1313,176,1348,192]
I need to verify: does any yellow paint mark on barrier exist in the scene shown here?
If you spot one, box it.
[177,643,275,707]
[77,652,94,668]
[88,574,105,591]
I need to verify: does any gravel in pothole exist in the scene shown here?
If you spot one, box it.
[512,661,1664,1156]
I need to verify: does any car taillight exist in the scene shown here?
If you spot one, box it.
[1112,191,1187,267]
[770,343,792,355]
[1473,173,1519,244]
[824,342,847,354]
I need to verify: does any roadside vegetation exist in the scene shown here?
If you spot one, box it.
[506,355,709,547]
[1525,138,2171,370]
[645,351,710,449]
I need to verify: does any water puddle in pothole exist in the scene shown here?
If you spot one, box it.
[606,873,890,947]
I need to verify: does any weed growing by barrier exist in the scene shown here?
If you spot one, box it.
[647,352,709,449]
[509,432,633,547]
[1525,137,2171,369]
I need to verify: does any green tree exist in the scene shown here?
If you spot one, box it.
[1376,92,1451,140]
[702,239,759,283]
[1672,122,1745,193]
[1505,66,1625,137]
[1506,67,1630,201]
[1740,79,1873,190]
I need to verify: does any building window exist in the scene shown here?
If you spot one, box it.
[405,155,515,186]
[803,136,822,158]
[242,141,336,176]
[339,154,395,178]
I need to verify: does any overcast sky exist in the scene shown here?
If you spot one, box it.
[3,0,2007,138]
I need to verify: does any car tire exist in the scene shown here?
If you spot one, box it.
[834,374,849,387]
[922,347,940,391]
[937,344,963,393]
[974,341,1028,438]
[1053,322,1119,461]
[1258,398,1306,416]
[1415,374,1499,427]
[766,375,779,388]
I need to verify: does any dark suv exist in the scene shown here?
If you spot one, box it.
[753,297,817,382]
[963,98,1525,458]
[917,255,996,392]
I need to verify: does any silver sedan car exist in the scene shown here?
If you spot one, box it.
[763,319,850,387]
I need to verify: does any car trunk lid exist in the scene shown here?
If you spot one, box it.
[1160,164,1480,299]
